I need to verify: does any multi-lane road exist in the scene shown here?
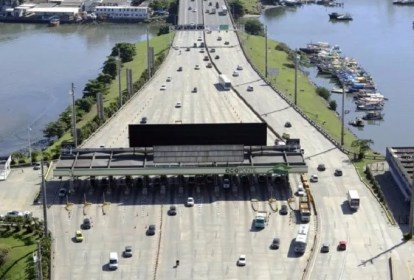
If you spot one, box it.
[49,0,413,279]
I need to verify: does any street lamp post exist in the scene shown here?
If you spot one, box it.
[341,84,345,146]
[265,25,268,79]
[70,83,77,148]
[117,49,122,108]
[294,51,299,106]
[28,127,32,163]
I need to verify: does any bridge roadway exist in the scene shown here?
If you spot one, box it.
[49,1,410,279]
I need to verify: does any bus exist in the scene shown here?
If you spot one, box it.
[218,74,231,90]
[220,5,228,15]
[294,224,309,254]
[347,190,360,210]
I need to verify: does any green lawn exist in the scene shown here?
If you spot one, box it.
[0,230,39,280]
[238,0,262,14]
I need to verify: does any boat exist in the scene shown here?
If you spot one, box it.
[329,12,353,21]
[362,111,384,120]
[393,0,414,5]
[49,17,60,27]
[356,103,384,111]
[348,117,365,127]
[331,87,345,93]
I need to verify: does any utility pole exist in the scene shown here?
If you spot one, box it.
[28,127,32,163]
[41,160,48,237]
[409,162,414,237]
[147,28,151,79]
[38,241,43,280]
[118,48,122,108]
[265,25,268,79]
[70,83,77,148]
[294,51,299,106]
[341,85,345,146]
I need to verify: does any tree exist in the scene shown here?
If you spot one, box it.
[244,19,264,36]
[97,73,113,84]
[75,96,95,113]
[329,100,337,111]
[229,0,245,19]
[111,43,136,63]
[43,120,68,139]
[351,139,374,160]
[83,79,108,98]
[157,25,170,36]
[316,86,330,100]
[102,56,118,79]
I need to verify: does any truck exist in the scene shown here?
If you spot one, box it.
[220,5,228,15]
[347,190,360,210]
[218,74,231,90]
[254,211,268,229]
[299,196,311,222]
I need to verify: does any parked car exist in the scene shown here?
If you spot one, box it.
[160,84,167,90]
[237,65,243,70]
[232,71,239,77]
[317,164,326,171]
[33,162,42,170]
[166,76,172,82]
[194,64,200,70]
[237,255,246,266]
[6,211,23,218]
[82,218,91,229]
[123,246,133,257]
[334,169,343,176]
[186,197,194,207]
[270,238,280,249]
[168,205,177,216]
[147,224,156,236]
[75,230,84,242]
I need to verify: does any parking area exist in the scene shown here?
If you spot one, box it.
[49,173,315,279]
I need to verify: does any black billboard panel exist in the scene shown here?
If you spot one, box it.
[129,123,267,147]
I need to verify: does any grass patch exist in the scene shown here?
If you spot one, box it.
[239,0,262,14]
[0,229,39,280]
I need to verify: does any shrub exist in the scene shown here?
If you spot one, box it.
[316,87,330,100]
[275,43,290,53]
[329,100,337,111]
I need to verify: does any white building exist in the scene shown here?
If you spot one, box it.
[94,6,149,20]
[0,155,11,181]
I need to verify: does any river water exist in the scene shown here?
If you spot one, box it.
[0,1,413,155]
[0,23,156,155]
[261,0,414,153]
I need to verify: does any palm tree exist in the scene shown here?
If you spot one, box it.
[351,139,374,160]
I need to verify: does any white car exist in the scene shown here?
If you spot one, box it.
[237,255,246,266]
[175,102,182,108]
[194,65,200,70]
[247,85,254,92]
[166,77,172,82]
[237,65,243,70]
[6,211,23,218]
[297,184,306,196]
[310,174,318,182]
[160,85,167,90]
[232,71,239,77]
[197,36,203,41]
[186,197,194,207]
[192,9,197,12]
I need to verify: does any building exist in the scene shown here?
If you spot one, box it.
[0,155,12,181]
[94,6,149,21]
[386,147,414,201]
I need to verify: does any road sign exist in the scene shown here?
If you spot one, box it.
[219,24,229,31]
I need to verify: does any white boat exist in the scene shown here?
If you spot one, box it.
[356,103,384,110]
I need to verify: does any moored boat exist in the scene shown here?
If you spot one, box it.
[329,12,353,21]
[348,117,365,127]
[49,17,60,27]
[362,111,384,120]
[356,103,384,111]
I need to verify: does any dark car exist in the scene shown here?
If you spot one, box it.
[147,224,156,236]
[215,55,220,60]
[279,204,288,215]
[338,241,347,251]
[203,56,209,61]
[334,169,343,176]
[321,243,330,253]
[123,246,133,257]
[192,87,198,93]
[82,218,91,229]
[270,238,280,249]
[206,63,212,68]
[177,66,183,71]
[284,121,292,128]
[140,117,147,124]
[168,205,177,216]
[317,164,326,171]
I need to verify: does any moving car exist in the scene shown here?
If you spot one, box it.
[140,117,147,124]
[237,255,246,266]
[224,41,230,45]
[75,230,83,242]
[334,169,343,176]
[166,77,172,82]
[317,164,326,171]
[147,224,156,235]
[215,55,220,59]
[192,87,198,93]
[270,238,280,249]
[247,85,254,92]
[82,218,91,229]
[206,63,212,68]
[203,56,209,61]
[279,204,288,215]
[160,84,167,90]
[58,188,67,198]
[194,64,200,70]
[177,66,183,71]
[175,102,182,108]
[217,36,222,41]
[232,71,239,77]
[297,184,306,196]
[186,197,194,207]
[321,243,330,253]
[123,246,133,257]
[197,36,202,41]
[285,121,292,128]
[338,240,347,251]
[237,65,243,70]
[210,48,216,53]
[168,205,177,216]
[310,174,318,182]
[109,252,118,270]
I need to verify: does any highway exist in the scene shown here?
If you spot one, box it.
[49,0,409,279]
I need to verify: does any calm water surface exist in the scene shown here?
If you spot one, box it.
[0,23,156,155]
[261,0,414,153]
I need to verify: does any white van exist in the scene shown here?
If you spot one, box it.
[109,252,118,270]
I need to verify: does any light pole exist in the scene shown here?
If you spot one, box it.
[117,48,122,108]
[341,84,345,146]
[28,127,32,163]
[40,160,48,237]
[294,51,299,106]
[409,160,414,237]
[69,83,77,148]
[265,25,268,79]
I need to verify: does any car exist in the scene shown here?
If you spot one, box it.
[223,175,230,189]
[123,246,133,257]
[166,77,172,82]
[140,117,147,124]
[200,48,205,53]
[6,211,23,218]
[186,47,190,51]
[247,85,254,92]
[215,55,220,59]
[285,121,292,128]
[192,9,197,12]
[317,164,326,171]
[147,224,156,235]
[321,243,330,253]
[338,240,347,251]
[217,36,222,41]
[82,218,91,229]
[334,169,343,176]
[310,174,318,182]
[210,48,216,53]
[237,65,243,70]
[297,184,306,196]
[206,8,209,13]
[237,255,246,266]
[192,87,198,93]
[186,197,194,207]
[175,102,182,108]
[206,63,212,68]
[200,42,205,47]
[168,205,177,216]
[177,66,183,71]
[188,6,192,10]
[160,84,167,90]
[270,238,280,249]
[224,41,230,45]
[279,204,288,215]
[197,36,202,41]
[33,162,42,170]
[75,230,83,242]
[232,71,239,77]
[209,1,212,5]
[194,65,200,70]
[58,188,67,198]
[203,56,209,61]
